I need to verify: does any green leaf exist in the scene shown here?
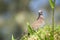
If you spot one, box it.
[27,22,35,35]
[12,35,15,40]
[45,36,49,40]
[49,0,55,8]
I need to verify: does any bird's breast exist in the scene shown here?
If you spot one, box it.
[31,19,45,30]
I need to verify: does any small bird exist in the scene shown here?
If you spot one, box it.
[31,10,45,30]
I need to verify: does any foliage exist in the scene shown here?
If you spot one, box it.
[12,35,15,40]
[27,22,35,35]
[49,0,56,40]
[20,24,60,40]
[49,0,56,9]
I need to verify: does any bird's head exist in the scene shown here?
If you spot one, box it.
[37,10,43,20]
[38,10,43,15]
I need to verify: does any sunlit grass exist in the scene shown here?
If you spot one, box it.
[20,24,60,40]
[12,35,15,40]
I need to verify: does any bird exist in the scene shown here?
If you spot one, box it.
[31,10,45,30]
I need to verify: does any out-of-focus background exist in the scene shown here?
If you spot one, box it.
[0,0,60,40]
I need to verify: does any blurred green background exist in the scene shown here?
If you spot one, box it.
[0,0,60,40]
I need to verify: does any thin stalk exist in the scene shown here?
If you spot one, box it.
[52,8,54,40]
[52,0,56,40]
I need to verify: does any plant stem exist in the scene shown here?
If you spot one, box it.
[52,8,54,40]
[52,0,56,40]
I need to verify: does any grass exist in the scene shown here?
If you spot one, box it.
[20,24,60,40]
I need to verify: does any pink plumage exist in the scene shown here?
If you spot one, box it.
[31,10,45,30]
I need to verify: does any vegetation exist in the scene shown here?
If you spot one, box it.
[49,0,56,40]
[20,24,60,40]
